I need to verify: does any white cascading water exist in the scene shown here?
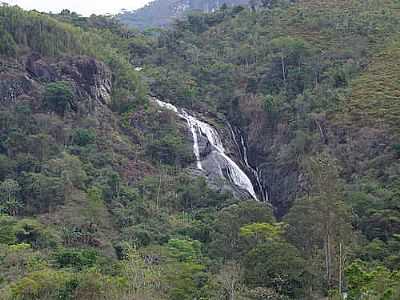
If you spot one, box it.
[239,134,269,202]
[154,98,258,201]
[227,123,268,202]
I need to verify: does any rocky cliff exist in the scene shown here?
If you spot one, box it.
[1,54,111,110]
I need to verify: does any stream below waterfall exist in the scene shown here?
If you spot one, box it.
[154,98,266,202]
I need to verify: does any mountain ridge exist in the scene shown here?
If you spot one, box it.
[118,0,251,29]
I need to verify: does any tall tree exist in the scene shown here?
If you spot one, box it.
[0,179,21,216]
[285,151,352,292]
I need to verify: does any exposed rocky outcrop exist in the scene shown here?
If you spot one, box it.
[1,54,112,112]
[57,56,112,106]
[25,53,58,82]
[245,122,301,217]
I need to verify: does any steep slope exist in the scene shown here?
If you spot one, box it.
[346,40,400,131]
[118,0,250,29]
[140,0,400,215]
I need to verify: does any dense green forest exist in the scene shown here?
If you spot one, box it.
[1,0,400,299]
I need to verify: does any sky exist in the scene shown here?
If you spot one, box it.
[3,0,152,16]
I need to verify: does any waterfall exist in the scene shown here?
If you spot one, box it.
[181,110,203,170]
[154,98,259,201]
[228,123,269,202]
[239,133,269,202]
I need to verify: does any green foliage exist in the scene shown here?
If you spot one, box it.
[0,25,16,56]
[10,269,72,300]
[0,5,82,56]
[146,132,193,166]
[243,240,307,298]
[120,245,162,296]
[45,152,88,189]
[285,151,352,291]
[0,155,15,181]
[13,219,57,249]
[167,238,202,262]
[164,261,209,300]
[138,107,194,166]
[1,1,400,299]
[43,81,74,115]
[0,216,56,248]
[20,172,65,214]
[72,269,126,300]
[346,260,400,300]
[0,214,17,244]
[209,201,274,259]
[108,53,148,113]
[240,222,286,242]
[347,40,400,132]
[176,176,229,210]
[54,248,98,270]
[72,128,96,147]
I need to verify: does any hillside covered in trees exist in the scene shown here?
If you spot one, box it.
[1,0,400,299]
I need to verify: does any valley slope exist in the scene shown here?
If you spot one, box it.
[1,1,400,299]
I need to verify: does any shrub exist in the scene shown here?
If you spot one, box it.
[11,269,72,300]
[0,214,17,244]
[14,219,57,248]
[0,26,17,56]
[167,239,202,263]
[72,128,97,147]
[72,269,126,300]
[146,133,193,166]
[43,81,74,115]
[0,154,15,181]
[54,248,98,270]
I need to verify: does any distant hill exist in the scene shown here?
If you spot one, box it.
[118,0,250,29]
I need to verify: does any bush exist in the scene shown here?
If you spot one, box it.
[0,26,17,56]
[167,239,202,263]
[72,128,97,147]
[14,219,57,248]
[54,248,98,270]
[21,172,65,214]
[11,269,72,300]
[0,154,15,181]
[0,215,17,244]
[72,269,126,300]
[146,133,193,166]
[243,241,307,298]
[43,81,74,115]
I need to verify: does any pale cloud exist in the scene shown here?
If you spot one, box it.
[3,0,152,16]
